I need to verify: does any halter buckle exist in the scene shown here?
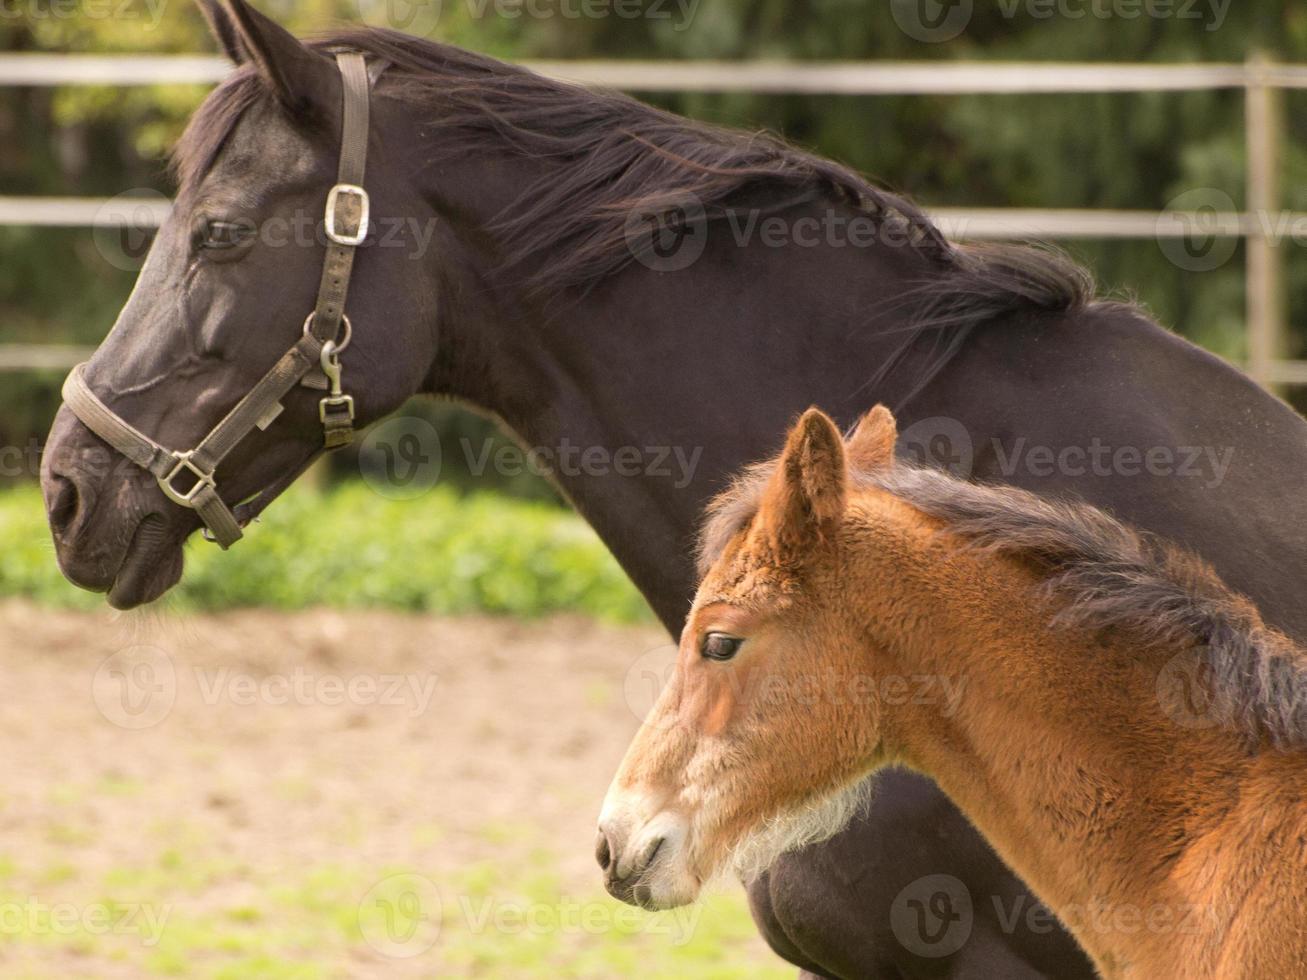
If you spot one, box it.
[325,184,370,246]
[159,451,216,508]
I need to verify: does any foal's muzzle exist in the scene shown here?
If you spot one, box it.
[595,805,696,910]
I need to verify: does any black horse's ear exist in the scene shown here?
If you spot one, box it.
[196,0,246,64]
[196,0,334,115]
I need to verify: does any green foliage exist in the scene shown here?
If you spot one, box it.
[0,481,652,620]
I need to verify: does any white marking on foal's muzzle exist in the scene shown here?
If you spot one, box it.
[598,790,698,907]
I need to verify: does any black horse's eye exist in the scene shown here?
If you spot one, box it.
[196,218,254,251]
[701,632,744,662]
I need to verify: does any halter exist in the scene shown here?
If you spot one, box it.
[61,51,379,550]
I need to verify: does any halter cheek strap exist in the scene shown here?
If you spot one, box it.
[61,51,378,550]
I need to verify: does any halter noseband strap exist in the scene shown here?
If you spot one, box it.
[61,51,378,550]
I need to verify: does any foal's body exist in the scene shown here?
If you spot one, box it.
[601,407,1307,979]
[839,498,1307,978]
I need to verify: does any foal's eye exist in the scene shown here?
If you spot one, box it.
[196,219,254,251]
[701,632,744,662]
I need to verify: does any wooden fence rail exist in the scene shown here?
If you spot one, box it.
[0,54,1296,385]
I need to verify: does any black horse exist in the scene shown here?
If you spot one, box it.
[41,3,1307,976]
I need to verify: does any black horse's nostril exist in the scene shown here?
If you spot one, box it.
[595,829,612,872]
[46,474,81,540]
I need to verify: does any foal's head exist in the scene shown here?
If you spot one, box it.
[598,406,907,909]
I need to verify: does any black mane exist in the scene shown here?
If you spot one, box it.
[174,26,1095,397]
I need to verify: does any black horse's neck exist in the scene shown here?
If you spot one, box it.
[412,144,937,629]
[383,51,1302,649]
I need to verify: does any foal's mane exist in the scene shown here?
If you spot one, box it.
[173,26,1093,398]
[700,457,1307,749]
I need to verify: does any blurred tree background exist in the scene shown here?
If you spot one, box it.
[3,0,1307,487]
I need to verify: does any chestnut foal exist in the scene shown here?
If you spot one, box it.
[598,406,1307,979]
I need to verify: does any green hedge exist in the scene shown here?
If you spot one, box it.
[0,482,651,622]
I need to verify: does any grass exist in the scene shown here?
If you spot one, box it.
[0,852,790,980]
[0,481,651,622]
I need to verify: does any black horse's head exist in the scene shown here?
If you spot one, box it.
[42,0,440,608]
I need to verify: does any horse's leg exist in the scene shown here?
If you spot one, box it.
[748,769,1095,980]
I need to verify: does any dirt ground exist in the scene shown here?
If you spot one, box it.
[0,600,784,979]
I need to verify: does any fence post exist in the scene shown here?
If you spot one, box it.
[1245,51,1285,390]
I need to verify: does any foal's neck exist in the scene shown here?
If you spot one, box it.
[849,493,1305,977]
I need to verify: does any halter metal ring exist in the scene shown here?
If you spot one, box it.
[303,312,352,354]
[159,451,217,508]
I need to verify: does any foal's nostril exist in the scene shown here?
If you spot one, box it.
[46,474,81,540]
[639,835,666,872]
[595,829,612,872]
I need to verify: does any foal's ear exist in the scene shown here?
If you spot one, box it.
[197,0,335,116]
[760,408,848,557]
[846,405,898,472]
